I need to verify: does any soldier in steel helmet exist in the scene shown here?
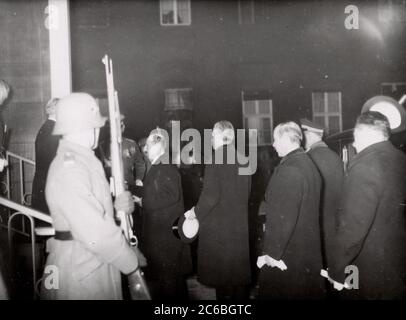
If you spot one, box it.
[40,92,144,300]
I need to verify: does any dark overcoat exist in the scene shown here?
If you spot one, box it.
[194,145,252,287]
[32,119,60,213]
[328,141,406,299]
[307,141,344,267]
[259,148,325,299]
[141,159,192,282]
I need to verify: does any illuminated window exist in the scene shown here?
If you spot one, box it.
[242,91,273,145]
[164,88,193,110]
[312,92,343,135]
[160,0,191,26]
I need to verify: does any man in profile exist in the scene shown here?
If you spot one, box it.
[327,111,406,299]
[258,122,325,299]
[185,121,252,300]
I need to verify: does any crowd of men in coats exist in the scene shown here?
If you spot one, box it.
[0,81,405,300]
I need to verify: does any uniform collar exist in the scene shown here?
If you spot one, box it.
[307,140,328,152]
[58,139,95,158]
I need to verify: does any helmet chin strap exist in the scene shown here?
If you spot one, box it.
[91,128,100,150]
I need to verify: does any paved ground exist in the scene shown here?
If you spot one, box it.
[1,227,257,300]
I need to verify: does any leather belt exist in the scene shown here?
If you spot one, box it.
[54,230,73,241]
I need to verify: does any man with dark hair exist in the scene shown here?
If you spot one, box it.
[32,98,61,214]
[327,111,406,299]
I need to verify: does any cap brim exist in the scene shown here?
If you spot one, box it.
[301,124,324,134]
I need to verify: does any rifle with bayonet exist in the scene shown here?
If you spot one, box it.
[102,54,151,300]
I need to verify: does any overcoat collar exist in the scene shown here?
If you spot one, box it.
[307,141,328,152]
[348,140,393,170]
[280,147,305,165]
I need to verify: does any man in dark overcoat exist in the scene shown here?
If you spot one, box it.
[138,129,191,299]
[184,121,252,300]
[300,119,344,269]
[32,98,61,214]
[258,121,325,299]
[327,112,406,299]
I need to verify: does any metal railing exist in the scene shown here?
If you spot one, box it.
[5,150,35,203]
[0,151,36,236]
[0,196,54,299]
[0,152,54,299]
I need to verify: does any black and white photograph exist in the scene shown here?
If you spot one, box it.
[0,0,405,311]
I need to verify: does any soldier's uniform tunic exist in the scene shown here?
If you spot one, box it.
[122,137,146,186]
[40,139,138,300]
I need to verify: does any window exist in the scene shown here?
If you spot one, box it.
[242,92,273,145]
[381,82,406,100]
[164,88,193,110]
[238,0,272,25]
[160,0,191,26]
[312,92,343,135]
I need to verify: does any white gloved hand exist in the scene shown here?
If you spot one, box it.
[133,195,142,207]
[257,255,287,271]
[257,255,267,269]
[320,269,350,291]
[135,179,143,187]
[184,207,196,220]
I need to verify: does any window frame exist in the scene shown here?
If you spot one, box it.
[311,91,343,135]
[242,92,273,146]
[164,88,193,111]
[381,82,406,97]
[160,0,192,26]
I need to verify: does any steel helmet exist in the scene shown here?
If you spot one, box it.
[53,93,107,135]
